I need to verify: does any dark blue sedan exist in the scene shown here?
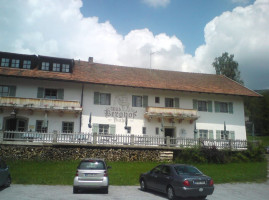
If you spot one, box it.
[139,164,214,200]
[0,158,11,188]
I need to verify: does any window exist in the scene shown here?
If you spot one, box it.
[41,62,50,71]
[199,130,208,139]
[221,130,229,140]
[132,95,148,107]
[94,92,111,105]
[156,127,159,135]
[0,85,16,97]
[132,95,142,107]
[155,97,160,103]
[11,59,20,68]
[165,98,174,107]
[1,58,9,67]
[193,100,212,112]
[99,124,109,134]
[198,101,207,111]
[215,101,233,113]
[36,120,48,133]
[53,63,61,72]
[37,88,64,99]
[23,60,31,69]
[44,89,57,99]
[142,127,146,134]
[62,122,74,133]
[62,64,70,72]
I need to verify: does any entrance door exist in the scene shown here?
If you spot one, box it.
[165,128,174,138]
[164,128,174,145]
[4,117,28,139]
[5,118,27,131]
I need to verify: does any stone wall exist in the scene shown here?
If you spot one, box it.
[0,144,169,162]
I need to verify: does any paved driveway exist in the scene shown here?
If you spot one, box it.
[0,181,269,200]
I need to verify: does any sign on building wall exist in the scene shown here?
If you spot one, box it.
[104,95,137,122]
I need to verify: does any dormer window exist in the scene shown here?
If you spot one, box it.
[53,63,60,72]
[11,59,20,68]
[23,60,31,69]
[62,64,70,73]
[41,62,49,71]
[1,58,9,67]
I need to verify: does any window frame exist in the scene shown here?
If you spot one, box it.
[132,95,143,107]
[165,98,174,108]
[23,60,31,69]
[35,120,48,133]
[41,62,50,71]
[53,63,61,72]
[198,100,207,112]
[44,88,58,99]
[62,64,70,73]
[11,59,20,68]
[1,58,10,67]
[62,122,74,133]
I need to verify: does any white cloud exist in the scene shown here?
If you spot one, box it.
[142,0,170,8]
[0,0,269,89]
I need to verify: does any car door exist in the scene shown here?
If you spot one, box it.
[155,165,173,193]
[146,165,163,190]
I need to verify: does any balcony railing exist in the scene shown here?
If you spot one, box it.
[0,97,82,113]
[1,130,249,150]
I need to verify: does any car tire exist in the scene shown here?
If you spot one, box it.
[167,186,175,200]
[73,186,79,194]
[4,176,11,187]
[140,179,147,191]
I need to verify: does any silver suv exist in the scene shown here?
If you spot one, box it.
[73,158,111,194]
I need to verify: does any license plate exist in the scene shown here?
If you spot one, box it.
[85,173,96,177]
[195,181,205,185]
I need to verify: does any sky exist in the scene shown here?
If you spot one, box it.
[0,0,268,90]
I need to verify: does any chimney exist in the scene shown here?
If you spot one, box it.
[88,57,93,63]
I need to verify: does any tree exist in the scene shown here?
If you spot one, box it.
[212,52,244,85]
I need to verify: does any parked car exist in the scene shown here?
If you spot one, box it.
[0,158,11,188]
[73,158,111,194]
[139,164,214,200]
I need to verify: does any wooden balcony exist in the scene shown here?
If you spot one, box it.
[144,106,198,123]
[0,96,82,114]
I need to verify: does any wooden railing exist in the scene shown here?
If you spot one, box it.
[1,130,249,149]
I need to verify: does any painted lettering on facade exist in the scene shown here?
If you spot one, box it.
[104,95,137,122]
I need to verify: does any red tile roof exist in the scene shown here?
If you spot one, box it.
[0,60,260,97]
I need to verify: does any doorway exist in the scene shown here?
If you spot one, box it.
[164,128,174,138]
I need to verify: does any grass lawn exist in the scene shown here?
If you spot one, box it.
[6,160,267,186]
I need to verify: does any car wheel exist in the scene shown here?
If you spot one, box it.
[4,176,11,187]
[167,186,175,200]
[140,179,147,191]
[73,186,79,194]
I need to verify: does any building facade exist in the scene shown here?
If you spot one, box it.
[0,51,260,141]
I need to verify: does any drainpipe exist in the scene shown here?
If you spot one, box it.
[79,83,84,133]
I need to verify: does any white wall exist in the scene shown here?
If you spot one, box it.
[0,77,82,132]
[81,84,246,140]
[1,76,247,139]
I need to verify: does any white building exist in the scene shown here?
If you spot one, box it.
[0,51,260,141]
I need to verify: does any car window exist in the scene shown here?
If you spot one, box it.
[151,165,162,174]
[161,166,171,175]
[174,166,202,175]
[78,160,105,170]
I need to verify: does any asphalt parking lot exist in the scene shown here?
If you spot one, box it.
[0,181,269,200]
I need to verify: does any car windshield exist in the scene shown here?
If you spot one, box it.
[78,160,105,170]
[174,166,202,175]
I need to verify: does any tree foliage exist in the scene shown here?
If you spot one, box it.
[244,90,269,136]
[212,52,244,85]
